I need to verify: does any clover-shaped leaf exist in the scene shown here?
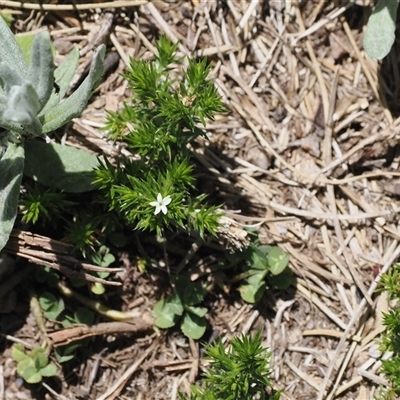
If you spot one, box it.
[268,247,290,276]
[153,297,181,329]
[181,312,206,340]
[11,344,29,362]
[183,282,205,306]
[39,291,65,320]
[239,281,265,304]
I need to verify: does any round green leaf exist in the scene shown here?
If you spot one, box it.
[39,362,57,377]
[247,270,267,286]
[164,293,184,316]
[268,267,293,289]
[181,312,206,339]
[11,344,29,362]
[91,282,105,295]
[22,367,42,384]
[267,247,289,275]
[239,281,265,304]
[31,347,48,369]
[17,357,35,377]
[153,299,178,329]
[39,292,64,320]
[183,282,205,306]
[248,246,268,270]
[74,307,94,325]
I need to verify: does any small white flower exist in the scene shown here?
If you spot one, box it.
[149,193,172,215]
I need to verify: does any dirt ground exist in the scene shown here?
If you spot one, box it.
[1,1,400,399]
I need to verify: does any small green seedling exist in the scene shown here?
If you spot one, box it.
[11,344,57,384]
[153,276,207,339]
[39,291,65,320]
[180,330,281,400]
[228,242,291,304]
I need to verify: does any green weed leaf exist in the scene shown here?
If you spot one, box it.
[24,140,99,193]
[11,344,29,362]
[74,307,95,325]
[181,312,206,339]
[15,34,36,63]
[31,347,48,369]
[21,366,42,384]
[39,362,57,377]
[364,0,400,60]
[55,47,79,99]
[28,31,54,109]
[268,267,293,289]
[183,282,205,306]
[248,246,268,270]
[39,291,65,320]
[247,270,267,286]
[185,305,208,318]
[91,282,105,295]
[153,299,178,329]
[268,247,290,275]
[239,281,265,304]
[55,343,81,363]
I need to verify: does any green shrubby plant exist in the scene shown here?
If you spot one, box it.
[180,330,281,400]
[375,263,400,398]
[93,35,225,238]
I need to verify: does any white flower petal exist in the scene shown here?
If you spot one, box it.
[150,193,171,215]
[162,196,172,206]
[161,205,168,214]
[153,206,161,215]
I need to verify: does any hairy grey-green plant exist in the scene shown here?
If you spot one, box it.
[364,0,400,60]
[0,16,105,251]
